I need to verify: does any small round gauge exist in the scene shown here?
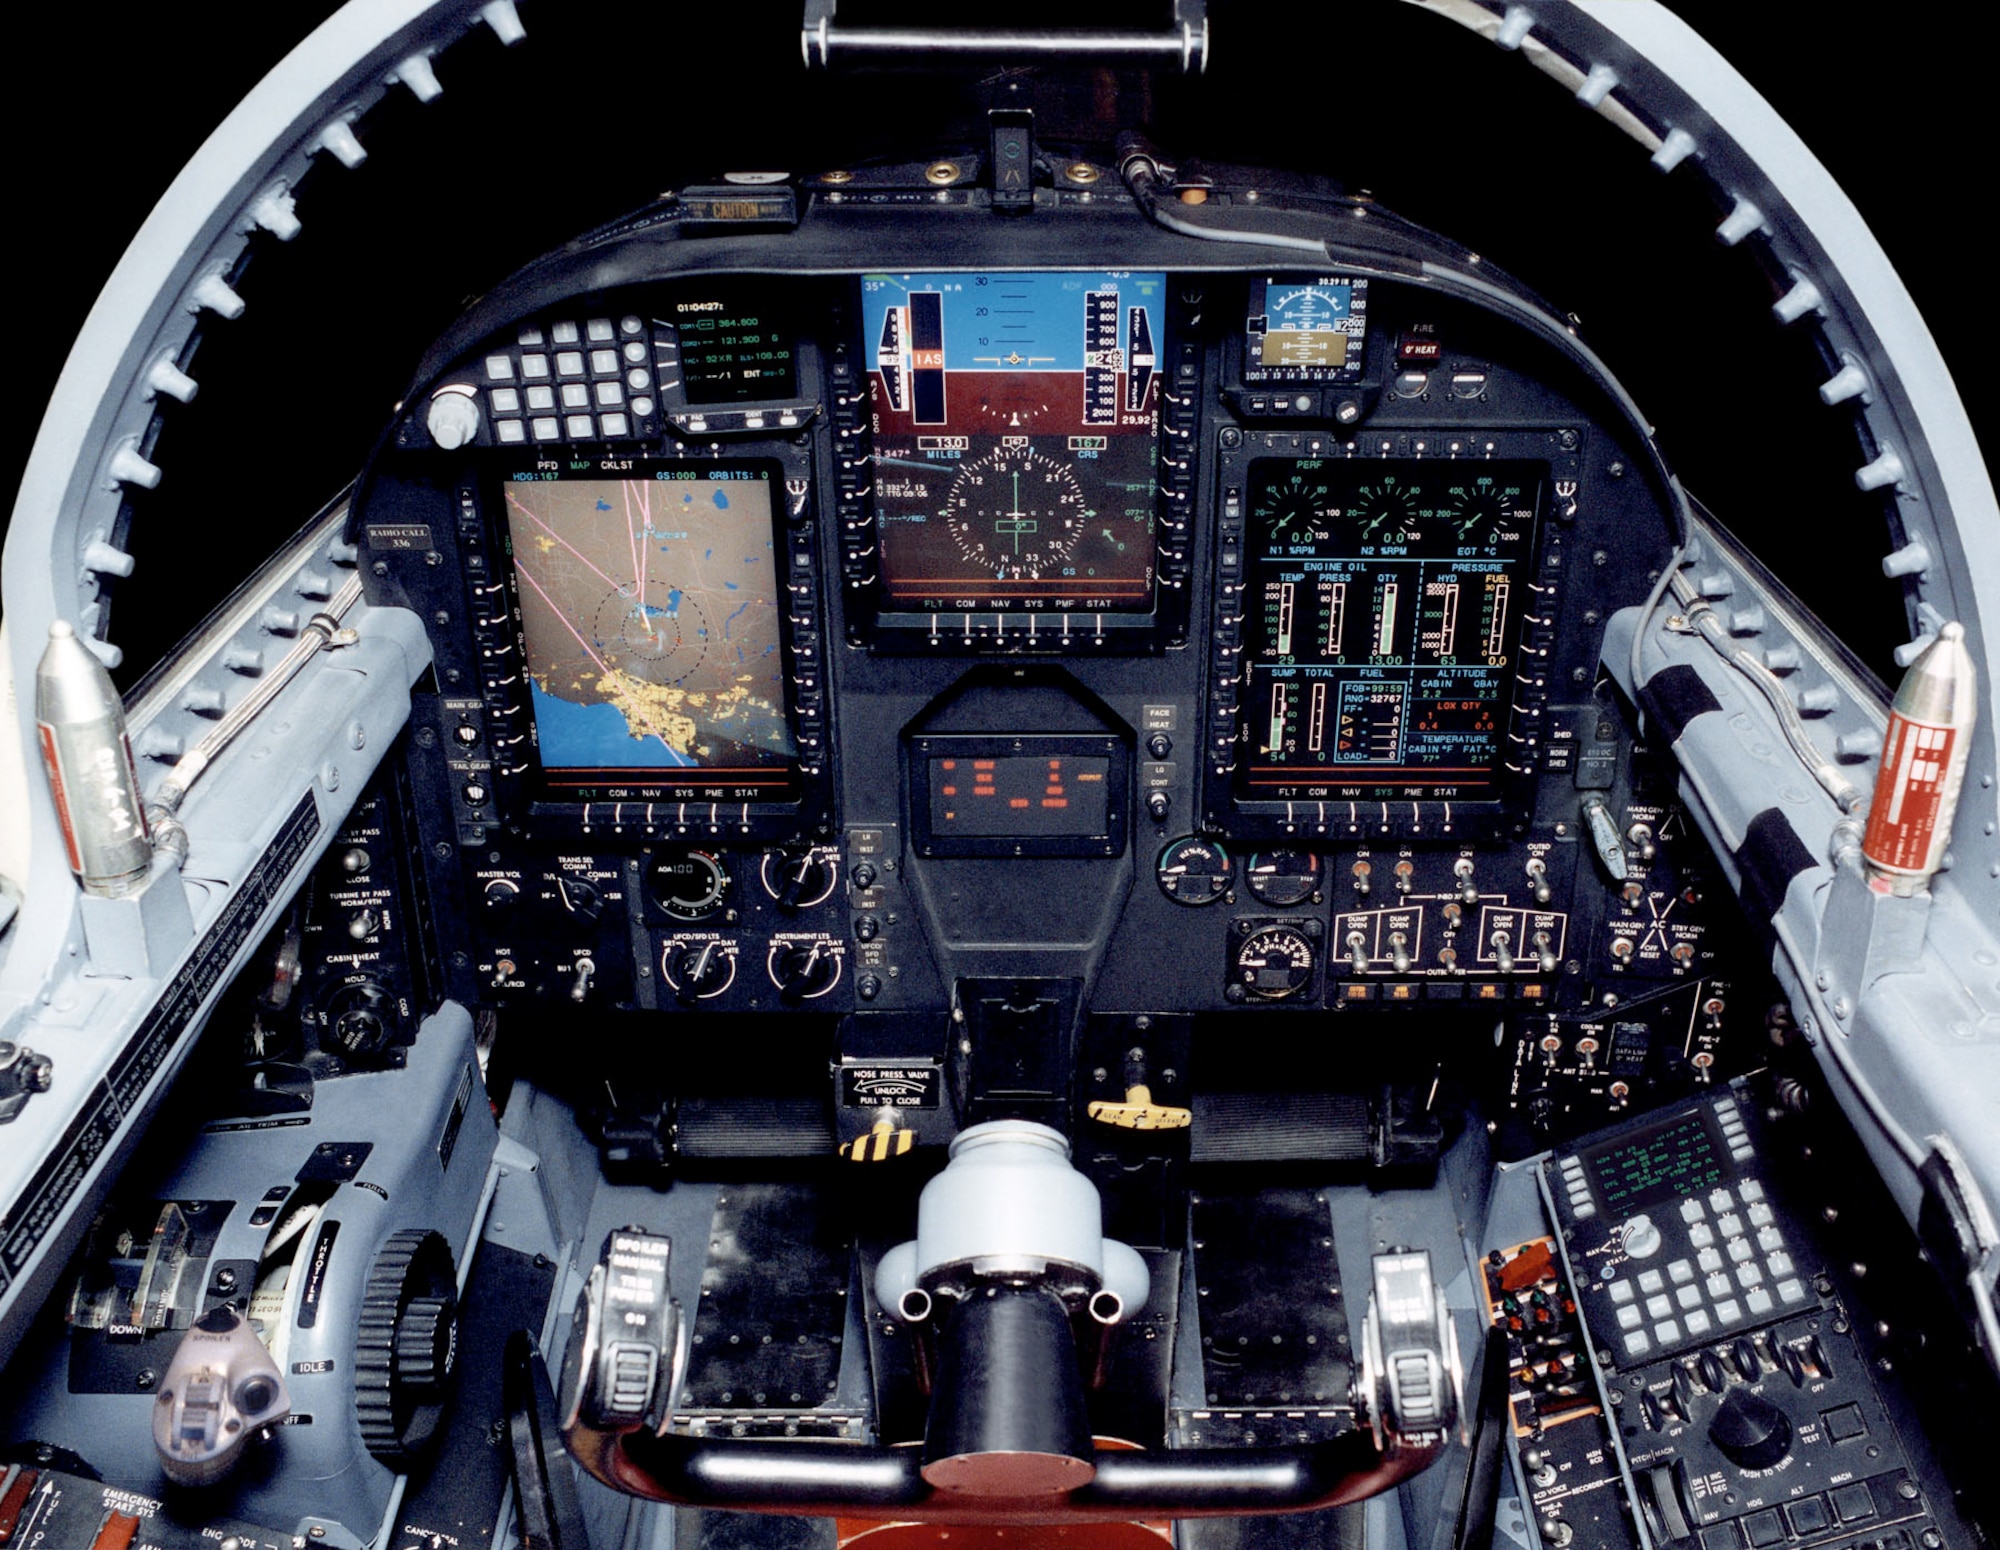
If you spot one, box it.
[645,848,729,921]
[1351,475,1424,542]
[1252,471,1335,543]
[1234,926,1317,1000]
[1244,850,1322,907]
[1157,836,1232,906]
[1443,477,1524,544]
[944,446,1090,580]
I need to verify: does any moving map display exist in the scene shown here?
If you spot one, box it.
[500,461,798,801]
[1234,457,1543,803]
[862,271,1164,616]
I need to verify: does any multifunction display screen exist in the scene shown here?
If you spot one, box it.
[1583,1110,1728,1218]
[862,271,1163,615]
[1234,457,1542,803]
[499,458,799,802]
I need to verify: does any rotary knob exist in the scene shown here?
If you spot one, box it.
[1708,1387,1794,1471]
[553,875,603,926]
[1620,1214,1662,1258]
[770,939,841,1000]
[355,1229,459,1465]
[323,980,395,1057]
[762,846,838,911]
[671,940,735,1002]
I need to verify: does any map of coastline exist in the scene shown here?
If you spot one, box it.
[504,473,794,772]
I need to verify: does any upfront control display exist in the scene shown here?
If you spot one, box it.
[862,271,1164,615]
[1584,1109,1728,1216]
[1234,457,1542,803]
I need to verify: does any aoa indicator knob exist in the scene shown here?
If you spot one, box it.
[647,848,730,921]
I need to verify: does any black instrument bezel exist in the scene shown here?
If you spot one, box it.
[474,444,834,844]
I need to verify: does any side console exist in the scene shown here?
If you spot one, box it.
[1491,1082,1988,1550]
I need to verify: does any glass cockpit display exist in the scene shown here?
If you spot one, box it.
[862,271,1164,615]
[1235,458,1542,803]
[1243,277,1368,384]
[499,459,800,802]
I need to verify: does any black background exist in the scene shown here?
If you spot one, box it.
[2,1,1988,684]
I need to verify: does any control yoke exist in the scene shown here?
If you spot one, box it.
[558,1152,1460,1522]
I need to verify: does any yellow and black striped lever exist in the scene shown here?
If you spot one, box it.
[841,1116,916,1161]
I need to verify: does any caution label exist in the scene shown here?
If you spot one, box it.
[1863,714,1957,875]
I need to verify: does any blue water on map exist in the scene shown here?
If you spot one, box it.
[530,680,696,768]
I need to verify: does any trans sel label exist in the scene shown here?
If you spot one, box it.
[840,1066,940,1109]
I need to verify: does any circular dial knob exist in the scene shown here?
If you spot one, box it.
[1157,836,1231,906]
[762,846,838,911]
[425,389,480,450]
[323,980,397,1056]
[646,848,730,921]
[769,939,842,1000]
[1708,1387,1794,1471]
[667,939,735,1001]
[1234,926,1317,1001]
[1620,1214,1662,1258]
[551,874,602,926]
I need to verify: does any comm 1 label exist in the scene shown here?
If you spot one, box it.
[840,1066,939,1109]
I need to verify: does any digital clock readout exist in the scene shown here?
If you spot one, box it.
[1584,1111,1726,1217]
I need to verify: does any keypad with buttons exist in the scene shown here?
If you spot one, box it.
[1549,1092,1814,1369]
[476,316,661,446]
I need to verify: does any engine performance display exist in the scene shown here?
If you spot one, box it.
[862,271,1164,616]
[499,459,799,803]
[1234,458,1543,803]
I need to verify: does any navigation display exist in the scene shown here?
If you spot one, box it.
[862,271,1163,615]
[499,459,799,802]
[1234,457,1542,803]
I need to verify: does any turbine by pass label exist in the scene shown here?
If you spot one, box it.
[1861,713,1958,877]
